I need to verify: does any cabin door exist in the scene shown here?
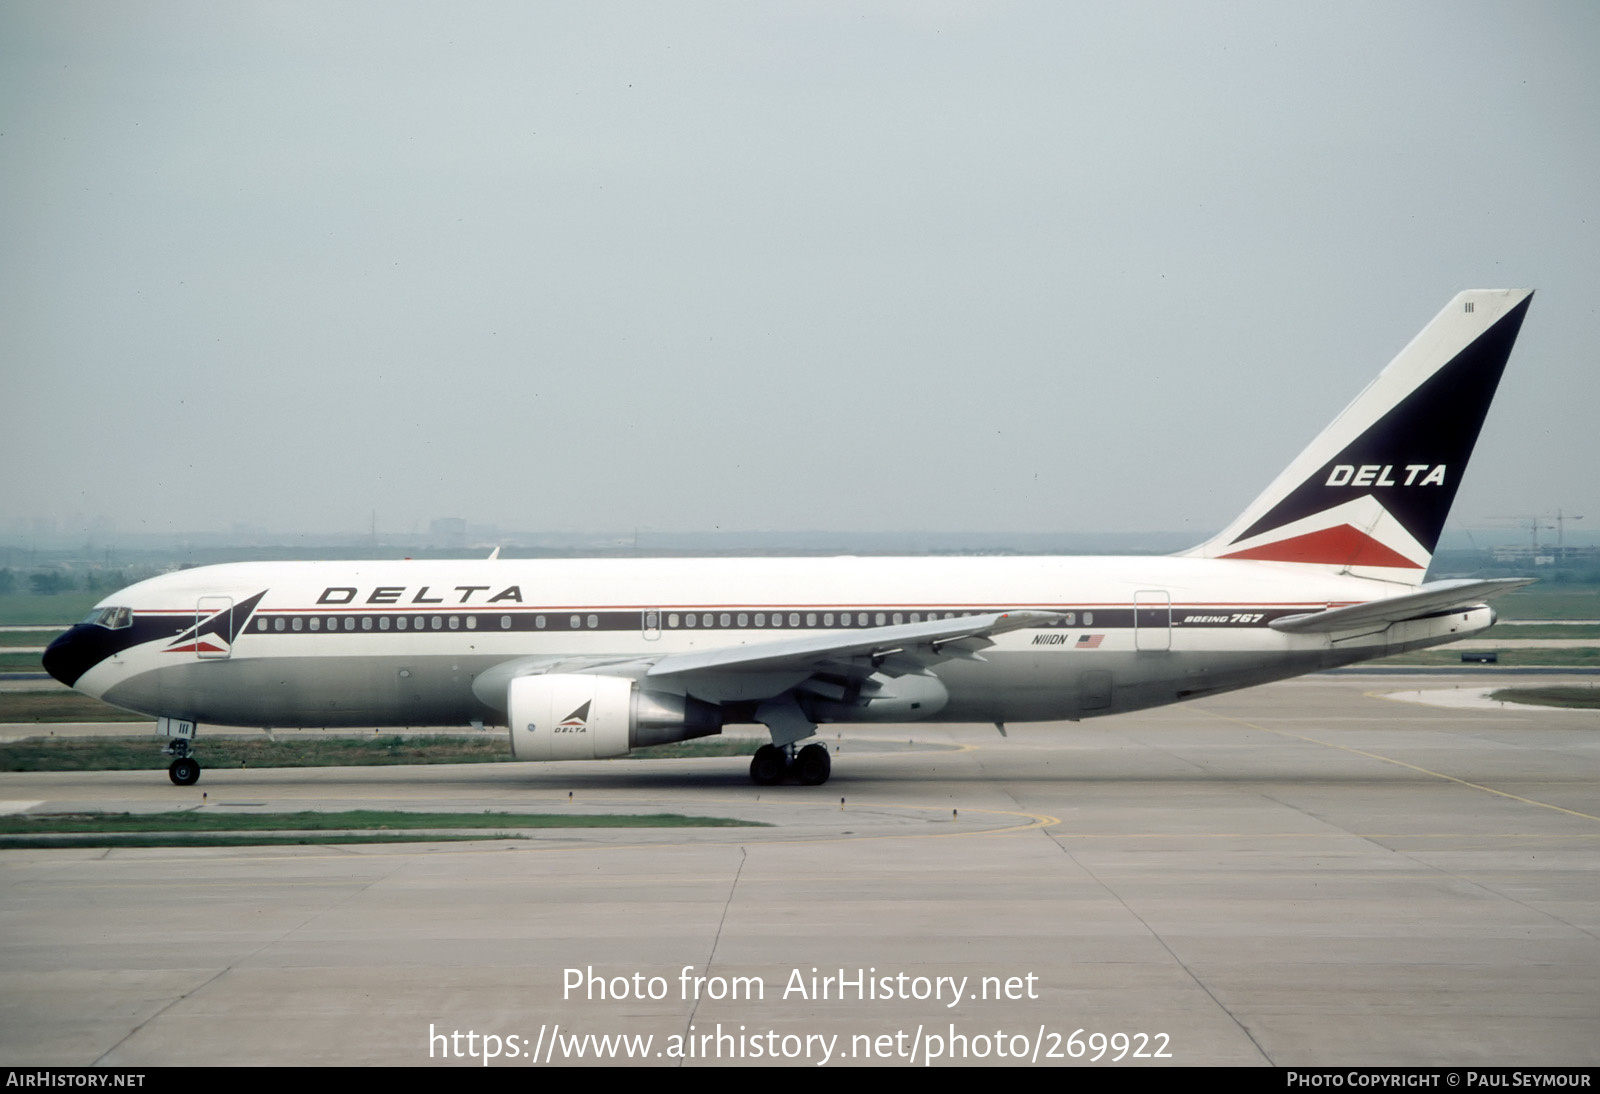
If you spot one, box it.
[1134,590,1171,652]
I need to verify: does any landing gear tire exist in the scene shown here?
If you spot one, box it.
[794,743,831,786]
[168,757,201,786]
[749,745,787,785]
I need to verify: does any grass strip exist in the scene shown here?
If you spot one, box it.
[0,691,766,766]
[1486,686,1600,709]
[0,630,62,648]
[1488,624,1600,639]
[0,735,511,771]
[633,737,764,759]
[1376,647,1600,668]
[0,834,522,849]
[0,693,150,722]
[0,732,763,771]
[1495,587,1600,621]
[0,810,763,834]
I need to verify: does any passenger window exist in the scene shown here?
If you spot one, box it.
[292,618,303,632]
[702,614,712,628]
[362,617,373,630]
[754,613,765,626]
[1083,612,1093,625]
[449,616,460,630]
[274,618,285,632]
[806,613,817,627]
[504,616,514,630]
[686,614,697,628]
[587,614,598,629]
[737,613,748,627]
[788,613,799,627]
[345,617,355,631]
[380,617,391,631]
[893,613,904,625]
[570,615,580,629]
[668,613,679,628]
[309,618,321,631]
[720,613,731,627]
[397,617,408,631]
[257,619,267,632]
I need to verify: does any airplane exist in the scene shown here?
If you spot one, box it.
[44,289,1535,788]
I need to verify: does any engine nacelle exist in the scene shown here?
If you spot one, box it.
[506,674,722,761]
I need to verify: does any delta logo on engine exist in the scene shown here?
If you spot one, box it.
[556,702,591,733]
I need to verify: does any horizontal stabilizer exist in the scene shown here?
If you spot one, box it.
[1268,578,1534,634]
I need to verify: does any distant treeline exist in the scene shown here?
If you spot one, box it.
[1428,549,1600,584]
[0,569,151,596]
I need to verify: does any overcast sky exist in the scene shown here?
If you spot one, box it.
[3,1,1596,544]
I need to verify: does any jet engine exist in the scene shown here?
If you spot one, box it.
[506,674,722,761]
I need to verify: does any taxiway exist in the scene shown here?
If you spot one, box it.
[1,674,1595,1067]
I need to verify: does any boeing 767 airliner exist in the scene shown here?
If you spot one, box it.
[45,290,1535,787]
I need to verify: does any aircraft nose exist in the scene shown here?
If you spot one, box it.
[43,626,107,688]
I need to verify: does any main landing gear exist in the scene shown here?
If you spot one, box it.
[164,739,202,786]
[749,741,832,786]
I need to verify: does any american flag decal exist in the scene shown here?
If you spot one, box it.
[1076,634,1105,648]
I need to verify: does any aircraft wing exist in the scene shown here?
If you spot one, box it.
[1267,578,1533,635]
[646,610,1061,680]
[471,610,1062,714]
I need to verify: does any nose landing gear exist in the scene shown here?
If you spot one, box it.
[161,733,202,786]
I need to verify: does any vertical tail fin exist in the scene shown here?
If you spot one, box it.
[1184,290,1533,584]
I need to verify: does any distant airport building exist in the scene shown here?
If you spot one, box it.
[429,517,467,549]
[1490,544,1599,565]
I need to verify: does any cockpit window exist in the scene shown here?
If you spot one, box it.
[82,606,133,630]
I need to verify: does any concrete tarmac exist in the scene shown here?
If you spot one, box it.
[1,673,1596,1068]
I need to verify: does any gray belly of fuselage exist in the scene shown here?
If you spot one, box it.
[930,647,1355,722]
[100,645,1364,730]
[103,654,505,728]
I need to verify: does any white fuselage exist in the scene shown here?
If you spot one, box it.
[64,555,1489,730]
